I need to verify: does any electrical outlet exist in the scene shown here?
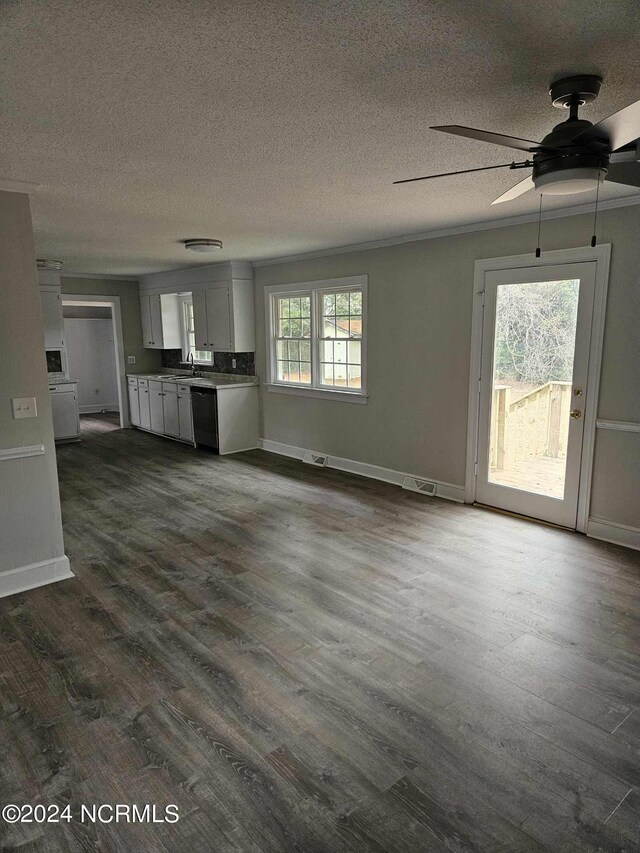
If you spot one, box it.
[12,397,37,419]
[231,358,237,368]
[127,355,136,364]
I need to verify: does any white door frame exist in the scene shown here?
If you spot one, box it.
[61,293,130,428]
[465,244,611,533]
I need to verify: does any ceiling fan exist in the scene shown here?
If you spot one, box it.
[395,75,640,204]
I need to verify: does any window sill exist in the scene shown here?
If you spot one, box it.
[266,384,368,404]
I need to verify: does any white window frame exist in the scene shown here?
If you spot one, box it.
[265,275,368,403]
[178,295,212,365]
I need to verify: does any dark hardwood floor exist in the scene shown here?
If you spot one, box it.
[1,415,639,851]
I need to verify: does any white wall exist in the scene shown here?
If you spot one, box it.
[0,191,72,597]
[254,205,640,538]
[65,317,119,412]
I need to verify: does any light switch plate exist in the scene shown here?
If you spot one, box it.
[12,397,38,419]
[127,355,136,364]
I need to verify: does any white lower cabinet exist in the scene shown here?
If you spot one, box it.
[149,381,165,433]
[177,385,194,442]
[138,379,151,430]
[162,384,180,437]
[128,377,140,426]
[128,377,194,444]
[50,383,80,442]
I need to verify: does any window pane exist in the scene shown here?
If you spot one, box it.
[320,340,333,362]
[287,340,300,360]
[321,363,334,385]
[279,298,290,318]
[334,363,347,386]
[348,364,362,388]
[279,318,291,337]
[302,318,311,337]
[288,363,300,383]
[347,340,361,364]
[335,292,350,315]
[334,341,347,363]
[323,318,336,337]
[276,360,287,381]
[349,316,362,338]
[323,294,336,317]
[277,340,287,359]
[290,297,301,318]
[300,296,311,317]
[300,340,311,361]
[300,362,311,384]
[350,292,362,314]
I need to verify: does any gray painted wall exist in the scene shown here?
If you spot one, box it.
[0,191,67,576]
[64,318,119,412]
[255,205,640,530]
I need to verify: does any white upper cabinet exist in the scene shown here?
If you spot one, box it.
[192,281,254,352]
[40,287,64,348]
[140,293,182,349]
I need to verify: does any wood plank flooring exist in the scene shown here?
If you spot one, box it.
[1,414,639,851]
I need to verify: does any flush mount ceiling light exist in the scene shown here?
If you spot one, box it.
[36,258,63,270]
[184,239,223,253]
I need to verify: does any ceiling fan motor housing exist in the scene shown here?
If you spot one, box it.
[533,118,609,195]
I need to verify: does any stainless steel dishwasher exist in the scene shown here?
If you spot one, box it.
[190,387,219,451]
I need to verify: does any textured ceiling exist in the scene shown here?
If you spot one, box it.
[2,0,640,275]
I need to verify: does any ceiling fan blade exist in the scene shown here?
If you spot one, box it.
[491,175,535,204]
[605,162,640,188]
[430,125,545,153]
[393,162,518,185]
[570,98,640,152]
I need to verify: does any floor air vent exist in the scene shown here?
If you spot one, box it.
[303,452,328,467]
[402,476,437,496]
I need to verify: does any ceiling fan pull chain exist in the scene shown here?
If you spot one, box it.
[535,194,543,258]
[591,177,601,247]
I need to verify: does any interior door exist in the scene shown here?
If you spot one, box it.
[475,261,596,528]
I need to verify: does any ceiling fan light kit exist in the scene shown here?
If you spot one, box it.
[396,74,640,203]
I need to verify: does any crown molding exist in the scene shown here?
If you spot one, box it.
[60,272,139,281]
[252,193,640,268]
[0,178,42,194]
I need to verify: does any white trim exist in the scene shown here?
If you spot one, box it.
[596,419,640,433]
[252,195,640,268]
[61,272,139,281]
[0,556,74,600]
[0,178,41,194]
[587,518,640,551]
[465,244,611,534]
[259,438,465,502]
[0,444,45,461]
[266,384,368,404]
[62,294,129,429]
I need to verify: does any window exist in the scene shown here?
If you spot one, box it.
[267,276,367,401]
[180,297,212,363]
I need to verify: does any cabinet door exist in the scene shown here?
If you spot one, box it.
[163,387,180,437]
[140,295,154,347]
[41,290,64,348]
[149,294,164,348]
[51,391,78,440]
[177,388,193,442]
[149,381,164,433]
[206,286,232,351]
[192,290,210,350]
[139,385,151,429]
[128,381,140,426]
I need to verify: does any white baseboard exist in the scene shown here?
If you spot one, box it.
[0,556,74,599]
[587,518,640,551]
[79,405,119,414]
[259,438,465,503]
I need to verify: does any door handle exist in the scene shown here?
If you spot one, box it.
[570,409,582,419]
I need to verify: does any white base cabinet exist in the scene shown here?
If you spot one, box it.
[148,381,165,433]
[128,377,140,426]
[50,383,80,442]
[138,379,151,430]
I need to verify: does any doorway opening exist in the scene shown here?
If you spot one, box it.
[61,295,129,428]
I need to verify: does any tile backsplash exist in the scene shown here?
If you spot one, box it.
[161,349,255,376]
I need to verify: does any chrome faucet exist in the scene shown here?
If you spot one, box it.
[187,352,197,376]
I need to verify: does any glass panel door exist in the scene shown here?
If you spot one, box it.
[476,262,596,528]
